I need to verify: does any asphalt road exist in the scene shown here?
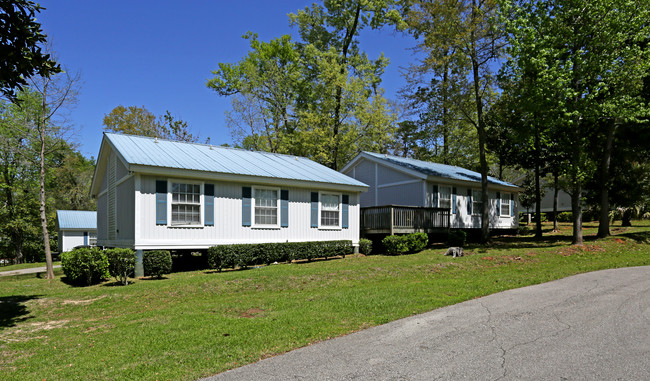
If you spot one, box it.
[204,266,650,381]
[0,265,61,277]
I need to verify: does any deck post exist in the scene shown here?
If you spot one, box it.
[135,249,144,277]
[390,207,394,235]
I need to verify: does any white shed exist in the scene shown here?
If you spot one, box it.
[90,133,368,275]
[56,210,97,252]
[341,152,521,233]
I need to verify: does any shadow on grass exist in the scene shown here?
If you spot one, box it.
[619,231,650,244]
[0,295,40,330]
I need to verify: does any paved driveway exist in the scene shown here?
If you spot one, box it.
[204,266,650,380]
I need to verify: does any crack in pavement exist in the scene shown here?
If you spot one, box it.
[479,302,507,381]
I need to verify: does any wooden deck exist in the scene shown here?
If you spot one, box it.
[360,205,450,234]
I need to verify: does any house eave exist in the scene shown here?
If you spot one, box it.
[129,164,369,193]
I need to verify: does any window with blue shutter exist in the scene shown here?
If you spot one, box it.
[204,184,214,226]
[452,187,457,214]
[432,184,439,207]
[467,189,472,215]
[156,180,167,225]
[511,193,515,217]
[83,231,88,246]
[496,192,501,216]
[342,194,349,228]
[242,186,251,226]
[280,190,289,227]
[310,192,319,228]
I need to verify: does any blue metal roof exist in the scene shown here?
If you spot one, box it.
[105,133,367,188]
[363,152,518,188]
[57,210,97,230]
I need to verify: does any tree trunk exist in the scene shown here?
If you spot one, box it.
[552,171,559,232]
[442,64,449,165]
[39,100,54,279]
[597,121,616,238]
[534,126,543,238]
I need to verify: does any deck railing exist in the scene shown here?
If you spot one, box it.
[360,205,450,234]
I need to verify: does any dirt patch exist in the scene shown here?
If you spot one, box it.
[558,244,604,256]
[62,295,106,305]
[613,238,625,244]
[481,256,494,261]
[240,308,265,318]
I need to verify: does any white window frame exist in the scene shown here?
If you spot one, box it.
[472,189,483,216]
[501,192,511,217]
[252,186,280,228]
[439,186,452,209]
[169,179,204,227]
[319,191,342,229]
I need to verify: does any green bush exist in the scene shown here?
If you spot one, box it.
[406,232,428,252]
[557,212,573,222]
[106,248,135,285]
[447,230,467,247]
[359,238,372,255]
[61,247,109,286]
[143,250,172,278]
[206,240,353,271]
[382,235,409,255]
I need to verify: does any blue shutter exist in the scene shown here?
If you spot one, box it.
[280,189,289,227]
[496,192,501,215]
[242,187,251,227]
[83,231,88,246]
[467,189,472,215]
[310,192,319,228]
[156,180,167,225]
[452,187,457,214]
[204,184,214,226]
[511,193,515,217]
[432,185,439,207]
[342,194,349,228]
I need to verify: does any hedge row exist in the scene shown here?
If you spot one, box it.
[61,248,172,285]
[207,240,353,272]
[382,232,428,255]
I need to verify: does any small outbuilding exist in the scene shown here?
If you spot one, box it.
[341,152,521,234]
[90,133,368,275]
[56,210,97,252]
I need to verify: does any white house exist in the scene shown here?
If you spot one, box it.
[341,152,521,233]
[56,210,97,252]
[90,133,368,275]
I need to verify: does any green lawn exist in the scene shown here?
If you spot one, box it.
[1,221,649,380]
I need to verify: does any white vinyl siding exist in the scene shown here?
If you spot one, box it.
[253,187,279,227]
[501,193,511,217]
[171,182,201,225]
[320,193,340,228]
[439,186,451,209]
[472,189,483,216]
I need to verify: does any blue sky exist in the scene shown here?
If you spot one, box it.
[38,0,417,159]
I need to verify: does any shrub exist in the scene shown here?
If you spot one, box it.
[447,230,467,247]
[382,235,409,255]
[557,212,573,222]
[143,250,172,278]
[207,245,236,272]
[61,247,109,286]
[406,232,428,252]
[106,248,135,285]
[359,238,372,255]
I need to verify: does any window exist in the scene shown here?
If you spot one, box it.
[501,193,511,216]
[171,182,201,225]
[472,189,483,216]
[439,186,451,209]
[320,193,340,227]
[254,187,279,226]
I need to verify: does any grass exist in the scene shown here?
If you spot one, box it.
[0,261,61,272]
[1,221,649,380]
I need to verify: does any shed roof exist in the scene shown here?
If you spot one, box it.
[57,210,97,230]
[352,152,518,189]
[97,133,367,190]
